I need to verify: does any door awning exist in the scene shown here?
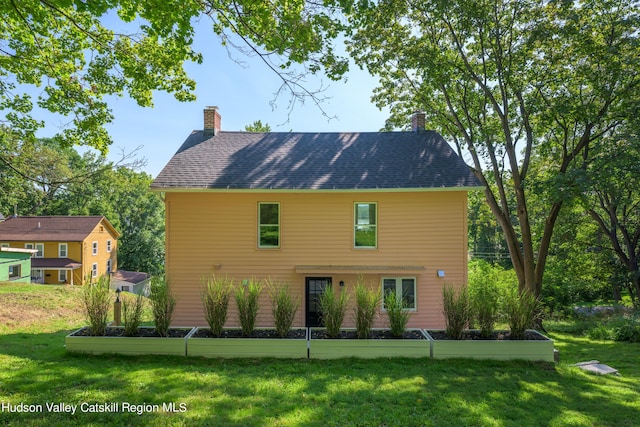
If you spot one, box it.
[295,265,425,274]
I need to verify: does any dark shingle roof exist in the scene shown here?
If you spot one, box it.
[151,131,481,190]
[0,216,118,242]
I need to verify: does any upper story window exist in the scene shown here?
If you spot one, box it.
[35,243,44,258]
[91,263,98,278]
[92,241,98,255]
[258,202,280,248]
[106,240,112,253]
[382,277,416,310]
[25,243,34,250]
[354,202,377,248]
[59,243,68,258]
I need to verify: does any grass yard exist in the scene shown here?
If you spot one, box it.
[0,283,639,426]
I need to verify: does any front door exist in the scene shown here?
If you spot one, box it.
[305,277,331,327]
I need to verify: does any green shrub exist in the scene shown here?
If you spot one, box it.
[148,275,177,337]
[588,324,613,340]
[319,285,349,338]
[613,314,640,342]
[505,288,540,340]
[202,275,233,337]
[235,278,263,337]
[122,292,145,336]
[442,285,470,340]
[80,275,112,336]
[354,278,380,339]
[384,289,412,337]
[268,279,300,338]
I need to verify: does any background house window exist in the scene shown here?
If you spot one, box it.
[35,243,44,258]
[355,202,377,248]
[106,259,112,273]
[258,202,280,248]
[25,243,34,250]
[8,264,21,279]
[91,263,98,278]
[59,243,67,258]
[1,243,9,248]
[382,277,416,310]
[107,240,112,252]
[59,270,67,283]
[92,241,98,255]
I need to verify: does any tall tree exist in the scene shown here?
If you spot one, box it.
[348,0,640,296]
[244,120,272,132]
[1,0,349,152]
[579,126,640,305]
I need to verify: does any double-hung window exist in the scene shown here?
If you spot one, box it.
[354,202,377,248]
[382,277,416,310]
[35,243,44,258]
[91,263,98,278]
[258,202,280,248]
[92,241,98,255]
[59,243,68,258]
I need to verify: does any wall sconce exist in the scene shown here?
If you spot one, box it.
[339,281,345,287]
[437,270,446,278]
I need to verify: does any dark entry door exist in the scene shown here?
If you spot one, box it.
[305,277,331,327]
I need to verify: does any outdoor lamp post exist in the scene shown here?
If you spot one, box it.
[114,288,122,326]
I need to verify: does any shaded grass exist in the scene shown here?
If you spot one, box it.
[1,284,639,426]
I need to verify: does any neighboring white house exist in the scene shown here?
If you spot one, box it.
[110,270,151,296]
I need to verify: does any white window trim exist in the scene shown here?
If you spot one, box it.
[59,270,67,283]
[381,277,417,311]
[106,240,112,253]
[58,243,68,258]
[1,243,9,248]
[258,202,281,249]
[106,259,112,273]
[354,202,378,249]
[91,263,98,278]
[35,243,44,258]
[92,241,98,256]
[25,243,34,249]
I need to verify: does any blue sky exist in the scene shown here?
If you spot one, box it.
[92,19,390,177]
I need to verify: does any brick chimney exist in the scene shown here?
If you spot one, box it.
[203,106,221,137]
[411,111,426,133]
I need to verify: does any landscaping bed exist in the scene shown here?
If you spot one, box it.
[186,327,309,359]
[309,328,430,359]
[424,329,555,362]
[65,326,194,356]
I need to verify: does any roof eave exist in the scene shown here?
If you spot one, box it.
[149,185,484,193]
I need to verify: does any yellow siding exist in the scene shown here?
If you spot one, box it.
[165,191,469,329]
[1,218,118,285]
[84,222,118,282]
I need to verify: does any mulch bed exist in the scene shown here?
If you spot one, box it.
[71,326,193,338]
[427,330,549,341]
[192,328,307,339]
[310,329,426,340]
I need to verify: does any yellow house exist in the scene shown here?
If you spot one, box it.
[0,216,119,285]
[151,107,482,329]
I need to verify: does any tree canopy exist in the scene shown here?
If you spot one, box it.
[1,0,349,152]
[347,0,640,296]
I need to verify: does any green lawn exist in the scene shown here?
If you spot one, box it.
[0,283,638,426]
